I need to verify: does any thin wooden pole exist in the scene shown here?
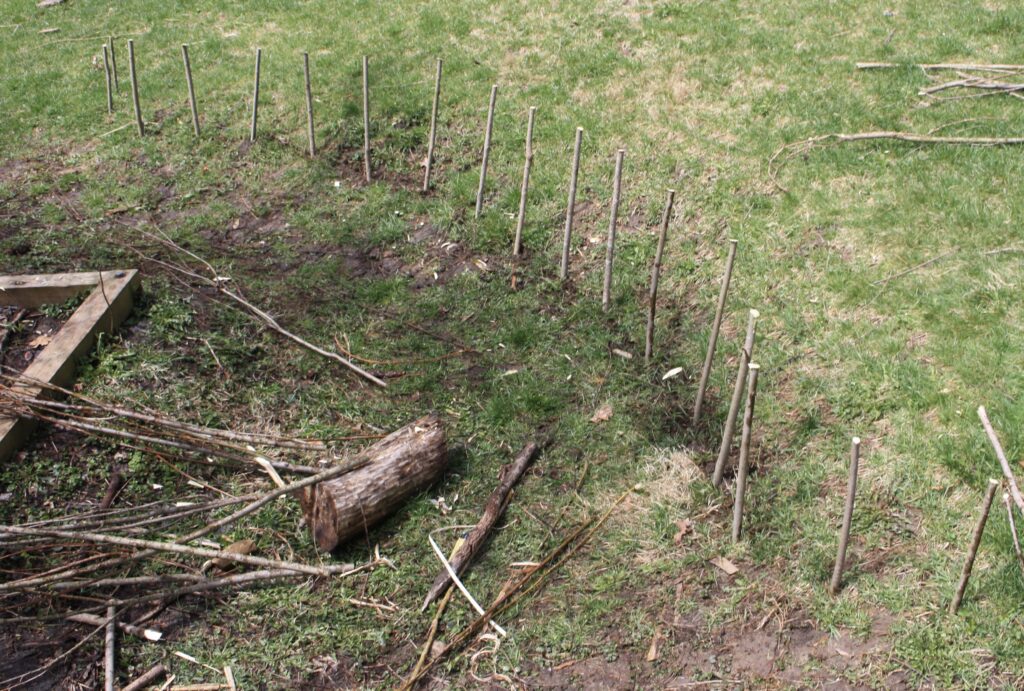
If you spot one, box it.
[560,126,583,280]
[181,44,200,137]
[102,44,113,114]
[1003,492,1024,579]
[249,47,262,142]
[422,58,443,192]
[693,239,738,425]
[731,363,760,542]
[513,106,537,256]
[475,84,498,218]
[303,52,316,157]
[712,308,759,487]
[108,36,118,91]
[104,606,116,691]
[645,189,675,364]
[602,149,625,311]
[362,55,371,181]
[126,39,144,137]
[950,478,999,614]
[829,437,861,594]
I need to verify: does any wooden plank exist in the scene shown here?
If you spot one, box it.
[0,270,126,308]
[0,270,139,463]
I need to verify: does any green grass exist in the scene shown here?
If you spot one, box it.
[3,0,1024,688]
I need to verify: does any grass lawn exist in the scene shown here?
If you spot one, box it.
[2,0,1024,688]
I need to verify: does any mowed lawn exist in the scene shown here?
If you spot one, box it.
[2,0,1024,688]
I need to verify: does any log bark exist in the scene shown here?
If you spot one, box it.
[421,440,539,610]
[310,414,447,551]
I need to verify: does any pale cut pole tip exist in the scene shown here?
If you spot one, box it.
[729,238,738,244]
[749,308,760,319]
[748,362,760,371]
[851,436,861,446]
[988,478,1000,487]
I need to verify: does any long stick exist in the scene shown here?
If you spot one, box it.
[249,47,261,142]
[182,44,200,137]
[69,613,162,642]
[401,539,463,691]
[977,406,1024,513]
[102,44,113,114]
[731,363,760,542]
[104,606,116,691]
[108,36,118,91]
[712,308,759,486]
[560,126,583,280]
[422,58,442,192]
[422,441,541,609]
[513,106,537,256]
[830,436,861,594]
[949,478,999,614]
[303,52,316,157]
[1003,493,1024,580]
[856,62,1024,72]
[602,149,625,311]
[362,55,371,181]
[693,239,738,425]
[474,84,498,218]
[0,525,351,576]
[127,39,144,137]
[645,189,675,364]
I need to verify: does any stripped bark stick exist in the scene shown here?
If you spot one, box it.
[303,52,316,157]
[731,363,760,542]
[421,441,541,610]
[475,84,497,217]
[693,239,738,425]
[182,44,200,136]
[513,106,536,256]
[712,308,759,486]
[977,406,1024,514]
[602,149,625,312]
[422,58,442,192]
[102,44,113,114]
[560,127,584,280]
[362,55,371,181]
[104,606,116,691]
[645,189,675,364]
[1003,493,1024,580]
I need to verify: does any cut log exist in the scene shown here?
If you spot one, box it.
[310,414,447,551]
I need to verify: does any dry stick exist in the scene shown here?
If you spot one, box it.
[102,44,113,114]
[127,39,144,137]
[421,441,541,610]
[712,308,759,487]
[181,44,200,137]
[602,149,625,312]
[513,106,537,256]
[402,552,460,691]
[422,58,442,192]
[104,606,116,691]
[950,478,999,614]
[1003,493,1024,580]
[362,55,371,181]
[108,36,118,91]
[68,613,161,642]
[303,52,316,157]
[98,470,125,510]
[645,189,675,364]
[693,239,738,425]
[122,664,167,691]
[0,525,349,577]
[856,61,1024,72]
[731,363,760,542]
[829,437,861,594]
[977,406,1024,514]
[249,48,261,142]
[474,84,498,218]
[560,126,584,280]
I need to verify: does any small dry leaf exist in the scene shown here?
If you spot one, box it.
[611,348,633,360]
[709,556,739,575]
[672,519,692,545]
[645,629,661,662]
[27,334,51,348]
[662,367,683,381]
[590,404,613,423]
[209,539,256,571]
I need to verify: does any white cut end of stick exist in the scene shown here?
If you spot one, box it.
[612,348,633,360]
[662,367,683,381]
[144,629,163,641]
[174,651,198,664]
[748,362,760,371]
[427,534,507,637]
[254,456,286,489]
[852,436,861,446]
[749,308,760,319]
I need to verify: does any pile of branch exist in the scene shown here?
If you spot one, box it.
[857,62,1024,104]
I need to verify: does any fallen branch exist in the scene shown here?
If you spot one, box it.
[977,406,1024,514]
[421,441,541,610]
[122,664,167,691]
[1003,493,1024,580]
[856,62,1024,73]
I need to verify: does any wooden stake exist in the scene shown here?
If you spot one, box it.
[602,149,625,311]
[712,308,759,487]
[422,58,442,192]
[181,44,200,137]
[303,52,316,157]
[949,478,999,614]
[560,126,583,280]
[731,363,760,542]
[108,36,118,91]
[645,189,675,364]
[362,55,371,181]
[513,106,537,256]
[249,48,261,142]
[693,239,738,425]
[104,606,116,691]
[474,84,497,218]
[829,436,861,594]
[1003,492,1024,580]
[102,44,113,114]
[127,39,143,137]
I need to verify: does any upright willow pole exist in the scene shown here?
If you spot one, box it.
[560,127,583,280]
[422,58,443,192]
